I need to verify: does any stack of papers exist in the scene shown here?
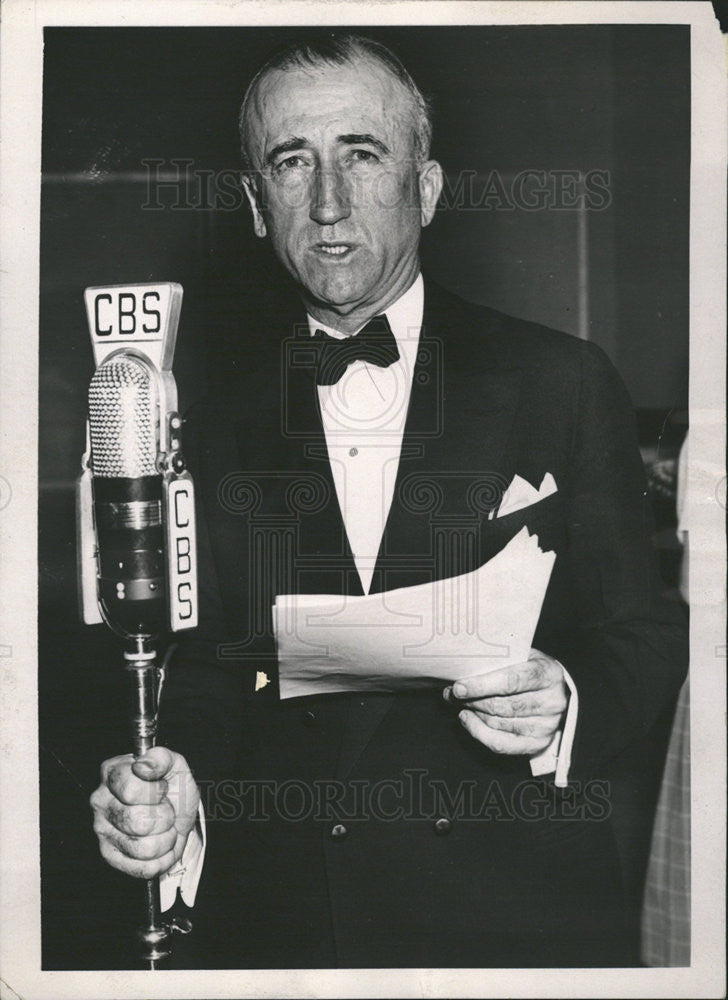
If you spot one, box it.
[273,527,555,700]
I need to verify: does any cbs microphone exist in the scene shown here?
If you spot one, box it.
[76,282,197,966]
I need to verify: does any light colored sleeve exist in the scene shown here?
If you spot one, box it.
[159,802,206,911]
[529,663,578,789]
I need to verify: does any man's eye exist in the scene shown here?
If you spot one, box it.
[349,149,379,165]
[275,155,308,173]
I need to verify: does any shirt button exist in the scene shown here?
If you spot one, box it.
[302,710,317,727]
[330,823,348,840]
[433,817,452,836]
[349,447,358,457]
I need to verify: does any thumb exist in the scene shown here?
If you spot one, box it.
[132,745,174,781]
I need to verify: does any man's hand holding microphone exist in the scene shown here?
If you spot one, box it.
[90,747,199,879]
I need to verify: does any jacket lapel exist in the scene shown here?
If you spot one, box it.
[231,320,364,602]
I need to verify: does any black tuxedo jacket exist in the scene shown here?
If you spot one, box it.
[161,278,687,968]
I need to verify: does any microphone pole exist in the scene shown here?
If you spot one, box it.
[125,636,169,966]
[76,283,198,967]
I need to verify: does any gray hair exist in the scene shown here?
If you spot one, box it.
[238,32,433,171]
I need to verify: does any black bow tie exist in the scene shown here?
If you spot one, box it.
[313,314,400,386]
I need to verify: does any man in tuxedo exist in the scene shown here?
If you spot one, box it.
[90,33,688,967]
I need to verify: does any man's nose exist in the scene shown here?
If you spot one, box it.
[309,165,351,226]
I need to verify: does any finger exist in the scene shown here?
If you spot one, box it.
[106,799,176,838]
[98,834,181,880]
[104,761,168,806]
[99,753,134,782]
[89,782,114,816]
[451,657,559,701]
[93,812,178,862]
[468,688,568,718]
[473,713,562,739]
[132,746,175,781]
[459,709,553,756]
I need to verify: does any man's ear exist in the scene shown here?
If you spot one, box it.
[418,160,443,228]
[242,172,267,238]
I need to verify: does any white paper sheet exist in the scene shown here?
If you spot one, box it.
[274,526,555,699]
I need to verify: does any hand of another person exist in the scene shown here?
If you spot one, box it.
[444,648,568,756]
[90,746,200,879]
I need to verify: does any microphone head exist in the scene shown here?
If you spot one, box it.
[88,352,165,638]
[78,281,197,638]
[89,354,159,478]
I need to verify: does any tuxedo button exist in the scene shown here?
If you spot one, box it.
[349,447,358,457]
[433,817,452,836]
[330,823,348,840]
[301,710,317,727]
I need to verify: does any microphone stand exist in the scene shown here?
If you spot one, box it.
[79,282,196,969]
[124,635,171,968]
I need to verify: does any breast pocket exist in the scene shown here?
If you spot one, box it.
[479,490,568,562]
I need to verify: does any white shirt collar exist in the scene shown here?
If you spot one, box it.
[306,273,424,352]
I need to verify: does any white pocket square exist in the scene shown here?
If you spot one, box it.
[489,472,558,520]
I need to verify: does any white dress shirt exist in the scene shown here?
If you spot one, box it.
[160,272,577,909]
[310,273,424,596]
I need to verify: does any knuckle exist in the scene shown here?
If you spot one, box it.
[121,836,145,860]
[129,859,155,879]
[128,808,156,837]
[92,811,108,835]
[102,755,128,781]
[505,669,520,695]
[530,662,546,687]
[547,660,562,681]
[130,838,157,861]
[106,801,127,832]
[99,841,121,870]
[106,762,127,789]
[137,855,168,880]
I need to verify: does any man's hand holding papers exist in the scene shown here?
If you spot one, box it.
[274,526,557,698]
[444,649,568,757]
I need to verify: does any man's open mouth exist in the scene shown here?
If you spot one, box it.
[314,243,355,257]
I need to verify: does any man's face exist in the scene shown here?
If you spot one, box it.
[244,57,442,327]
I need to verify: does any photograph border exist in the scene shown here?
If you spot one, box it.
[1,2,725,998]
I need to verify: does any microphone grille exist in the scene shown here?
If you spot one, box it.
[89,355,159,477]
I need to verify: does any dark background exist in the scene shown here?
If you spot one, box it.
[39,25,689,969]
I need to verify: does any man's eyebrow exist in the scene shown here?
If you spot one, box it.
[338,134,391,156]
[265,137,310,166]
